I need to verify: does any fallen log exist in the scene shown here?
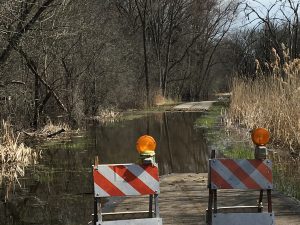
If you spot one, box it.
[23,131,35,137]
[47,128,65,138]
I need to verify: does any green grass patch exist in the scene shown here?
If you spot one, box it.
[119,113,147,121]
[194,102,226,129]
[40,136,89,151]
[223,144,254,159]
[195,117,215,128]
[195,101,255,159]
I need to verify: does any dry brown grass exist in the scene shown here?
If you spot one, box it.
[0,121,38,201]
[153,92,178,106]
[91,107,121,123]
[228,60,300,156]
[40,121,70,135]
[227,49,300,199]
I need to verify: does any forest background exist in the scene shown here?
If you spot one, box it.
[1,0,299,131]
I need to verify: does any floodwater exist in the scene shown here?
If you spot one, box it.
[0,112,209,225]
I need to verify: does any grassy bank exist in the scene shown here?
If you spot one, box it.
[194,101,254,159]
[228,57,300,200]
[194,102,226,129]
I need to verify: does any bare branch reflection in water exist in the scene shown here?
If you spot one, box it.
[0,112,209,225]
[0,121,38,201]
[93,112,209,175]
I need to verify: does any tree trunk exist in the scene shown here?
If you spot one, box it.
[136,0,150,107]
[17,48,68,112]
[91,77,97,116]
[143,24,150,107]
[33,68,40,129]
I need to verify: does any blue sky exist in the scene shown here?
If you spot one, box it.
[249,0,274,7]
[236,0,293,28]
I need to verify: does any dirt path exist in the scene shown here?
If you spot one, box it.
[109,173,300,225]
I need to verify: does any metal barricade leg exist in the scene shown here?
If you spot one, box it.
[93,197,102,225]
[149,194,153,218]
[93,197,98,225]
[207,150,216,225]
[207,189,213,225]
[154,194,160,218]
[258,190,263,212]
[213,190,217,214]
[267,189,272,213]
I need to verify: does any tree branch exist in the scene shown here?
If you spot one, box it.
[0,0,56,65]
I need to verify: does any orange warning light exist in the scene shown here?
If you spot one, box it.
[251,128,270,146]
[136,135,156,154]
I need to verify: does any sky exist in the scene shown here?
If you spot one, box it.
[235,0,294,28]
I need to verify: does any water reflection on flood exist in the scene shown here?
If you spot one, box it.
[0,112,209,225]
[91,112,209,174]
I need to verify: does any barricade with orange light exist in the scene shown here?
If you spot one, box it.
[206,128,276,225]
[92,135,163,225]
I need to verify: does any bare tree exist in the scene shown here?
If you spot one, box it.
[188,0,240,99]
[244,0,300,79]
[0,0,57,65]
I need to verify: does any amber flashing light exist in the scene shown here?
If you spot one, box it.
[251,128,270,146]
[136,135,156,154]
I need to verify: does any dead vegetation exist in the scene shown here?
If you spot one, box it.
[23,121,71,139]
[39,121,70,137]
[227,48,300,199]
[90,107,121,124]
[228,49,300,157]
[0,121,38,201]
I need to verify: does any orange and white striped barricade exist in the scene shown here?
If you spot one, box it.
[93,163,162,225]
[206,151,275,225]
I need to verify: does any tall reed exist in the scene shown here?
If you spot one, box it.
[0,121,37,201]
[228,50,300,199]
[229,64,300,155]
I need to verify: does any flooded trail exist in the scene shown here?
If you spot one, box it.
[1,109,300,225]
[0,112,209,225]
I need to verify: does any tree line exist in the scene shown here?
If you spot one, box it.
[0,0,299,129]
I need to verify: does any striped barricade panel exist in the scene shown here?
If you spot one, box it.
[93,163,160,197]
[209,159,272,190]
